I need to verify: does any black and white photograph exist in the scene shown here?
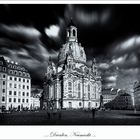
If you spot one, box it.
[1,3,140,128]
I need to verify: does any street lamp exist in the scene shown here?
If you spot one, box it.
[132,91,136,113]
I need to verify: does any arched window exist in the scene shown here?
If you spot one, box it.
[27,73,30,77]
[3,67,6,72]
[13,65,16,69]
[88,84,90,91]
[73,29,76,36]
[88,84,90,99]
[78,83,80,98]
[88,102,91,108]
[14,70,18,75]
[68,82,72,92]
[78,83,80,90]
[8,64,12,68]
[23,72,26,77]
[19,71,22,76]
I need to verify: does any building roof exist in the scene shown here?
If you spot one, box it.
[134,81,140,88]
[0,56,30,78]
[102,88,119,95]
[120,93,131,96]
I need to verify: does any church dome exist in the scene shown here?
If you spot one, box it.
[58,42,86,63]
[58,21,86,64]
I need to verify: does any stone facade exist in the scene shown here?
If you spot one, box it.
[102,88,120,104]
[104,92,133,110]
[0,56,31,110]
[133,81,140,110]
[42,21,102,109]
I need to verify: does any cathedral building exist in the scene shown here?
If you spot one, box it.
[42,21,102,109]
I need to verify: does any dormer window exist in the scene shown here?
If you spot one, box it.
[3,67,6,71]
[14,71,18,75]
[9,70,13,74]
[19,71,22,76]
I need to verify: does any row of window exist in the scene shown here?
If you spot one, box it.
[9,91,29,96]
[68,82,91,91]
[68,82,91,98]
[9,77,30,83]
[0,66,6,72]
[9,83,30,89]
[66,93,94,99]
[8,70,30,77]
[68,102,97,108]
[8,64,25,71]
[8,98,29,103]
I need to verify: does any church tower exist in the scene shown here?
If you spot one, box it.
[58,19,86,64]
[66,19,78,42]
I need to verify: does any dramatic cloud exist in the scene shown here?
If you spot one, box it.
[75,8,111,26]
[64,5,111,27]
[0,24,41,43]
[98,62,110,70]
[111,55,127,65]
[112,36,140,55]
[106,75,117,82]
[1,4,140,92]
[0,24,58,86]
[103,35,140,93]
[45,25,60,38]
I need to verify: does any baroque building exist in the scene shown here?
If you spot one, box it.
[133,81,140,110]
[104,91,133,110]
[42,21,102,109]
[0,56,31,111]
[102,88,120,104]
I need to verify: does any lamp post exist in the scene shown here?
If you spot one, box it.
[132,91,136,113]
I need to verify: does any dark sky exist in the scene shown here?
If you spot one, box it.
[0,4,140,93]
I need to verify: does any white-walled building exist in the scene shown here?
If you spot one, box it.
[0,56,31,110]
[42,20,102,109]
[30,96,40,110]
[30,88,42,110]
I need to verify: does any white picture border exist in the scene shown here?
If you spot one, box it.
[0,1,140,140]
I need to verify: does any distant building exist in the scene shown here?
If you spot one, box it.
[133,81,140,110]
[30,88,42,110]
[42,20,102,109]
[30,96,40,110]
[0,56,31,110]
[104,91,133,110]
[102,88,119,104]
